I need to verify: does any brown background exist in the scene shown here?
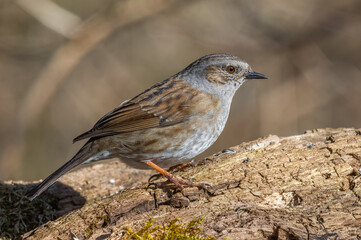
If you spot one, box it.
[0,0,360,181]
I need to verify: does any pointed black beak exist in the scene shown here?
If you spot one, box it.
[245,71,268,80]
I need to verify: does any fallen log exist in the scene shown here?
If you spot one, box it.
[11,128,361,239]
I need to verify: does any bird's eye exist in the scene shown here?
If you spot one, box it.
[226,66,236,74]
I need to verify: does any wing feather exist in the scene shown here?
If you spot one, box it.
[73,78,196,142]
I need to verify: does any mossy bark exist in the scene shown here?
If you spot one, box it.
[21,128,361,239]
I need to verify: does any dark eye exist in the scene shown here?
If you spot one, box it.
[226,66,236,74]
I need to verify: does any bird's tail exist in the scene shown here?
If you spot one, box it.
[26,141,95,201]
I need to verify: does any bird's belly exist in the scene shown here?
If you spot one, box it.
[108,118,224,169]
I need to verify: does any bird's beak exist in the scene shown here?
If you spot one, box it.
[245,71,268,80]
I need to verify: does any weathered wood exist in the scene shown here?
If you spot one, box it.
[22,128,361,239]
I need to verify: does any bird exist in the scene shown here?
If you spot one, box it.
[26,53,267,200]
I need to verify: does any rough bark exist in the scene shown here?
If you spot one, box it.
[21,128,361,239]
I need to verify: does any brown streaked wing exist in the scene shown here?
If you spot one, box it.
[73,78,197,142]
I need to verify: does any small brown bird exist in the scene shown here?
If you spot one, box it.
[26,53,267,200]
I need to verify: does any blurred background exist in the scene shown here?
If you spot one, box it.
[0,0,360,181]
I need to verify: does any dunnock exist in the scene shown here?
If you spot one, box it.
[26,53,267,200]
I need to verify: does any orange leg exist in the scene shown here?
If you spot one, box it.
[147,162,195,183]
[145,161,208,189]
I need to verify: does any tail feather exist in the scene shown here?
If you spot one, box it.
[26,142,94,201]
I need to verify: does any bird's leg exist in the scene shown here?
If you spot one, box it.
[148,162,195,183]
[145,161,208,189]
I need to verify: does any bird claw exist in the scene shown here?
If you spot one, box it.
[147,177,211,191]
[145,161,211,191]
[148,173,163,183]
[147,179,182,190]
[148,163,195,183]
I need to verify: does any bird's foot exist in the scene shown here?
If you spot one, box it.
[148,162,195,183]
[145,161,210,190]
[148,176,211,190]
